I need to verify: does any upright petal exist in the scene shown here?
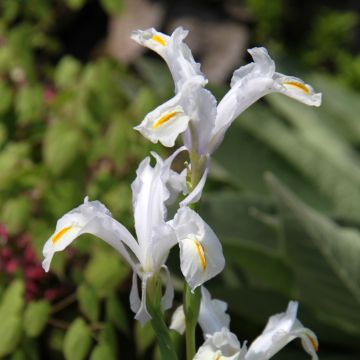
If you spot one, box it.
[245,301,319,360]
[199,287,231,336]
[170,305,186,334]
[42,198,139,272]
[180,155,210,207]
[194,327,246,360]
[180,78,217,155]
[172,207,225,290]
[170,286,231,337]
[131,155,169,269]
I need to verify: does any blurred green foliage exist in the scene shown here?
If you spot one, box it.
[0,0,360,359]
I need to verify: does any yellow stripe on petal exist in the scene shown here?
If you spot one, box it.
[308,335,318,352]
[152,111,178,129]
[52,226,72,244]
[194,239,206,271]
[283,81,310,95]
[151,34,167,46]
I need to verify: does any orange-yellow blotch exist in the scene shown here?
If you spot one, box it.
[52,226,72,244]
[308,335,318,352]
[194,239,206,270]
[152,111,177,129]
[283,81,310,95]
[151,34,167,46]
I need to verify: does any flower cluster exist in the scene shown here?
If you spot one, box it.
[42,27,321,359]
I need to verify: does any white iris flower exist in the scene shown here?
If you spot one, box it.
[194,301,319,360]
[132,27,322,156]
[42,150,224,323]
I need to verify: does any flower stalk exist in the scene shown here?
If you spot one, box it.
[147,276,178,360]
[184,282,201,360]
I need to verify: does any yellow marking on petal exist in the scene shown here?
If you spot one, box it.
[194,239,206,271]
[151,34,167,46]
[308,335,318,352]
[52,226,72,244]
[215,356,222,360]
[283,81,310,95]
[152,111,177,129]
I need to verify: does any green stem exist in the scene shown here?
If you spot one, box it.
[184,282,201,360]
[147,276,178,360]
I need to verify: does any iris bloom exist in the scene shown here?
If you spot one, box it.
[194,301,319,360]
[42,150,224,323]
[132,27,322,156]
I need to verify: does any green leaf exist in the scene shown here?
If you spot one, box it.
[77,284,99,322]
[43,120,83,176]
[0,314,22,357]
[15,85,44,124]
[240,105,360,219]
[0,80,13,114]
[24,300,51,337]
[0,279,25,317]
[0,142,31,189]
[106,294,129,335]
[54,56,82,88]
[0,196,31,234]
[90,344,115,360]
[100,0,123,14]
[98,324,118,356]
[84,249,130,297]
[266,173,360,336]
[63,318,92,360]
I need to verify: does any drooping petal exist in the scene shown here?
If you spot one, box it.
[132,27,204,92]
[42,198,139,272]
[245,301,319,360]
[129,270,141,314]
[172,207,225,290]
[194,327,246,360]
[134,93,190,147]
[131,28,170,58]
[211,47,322,154]
[199,287,231,336]
[272,73,322,106]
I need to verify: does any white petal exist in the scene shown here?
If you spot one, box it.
[161,265,174,311]
[132,27,204,92]
[134,94,190,147]
[131,155,168,265]
[245,301,319,360]
[131,28,170,57]
[212,47,321,153]
[169,305,186,335]
[42,198,139,272]
[180,155,210,206]
[199,287,231,336]
[194,327,245,360]
[179,79,217,155]
[129,270,141,314]
[273,74,322,106]
[172,207,225,290]
[134,275,151,325]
